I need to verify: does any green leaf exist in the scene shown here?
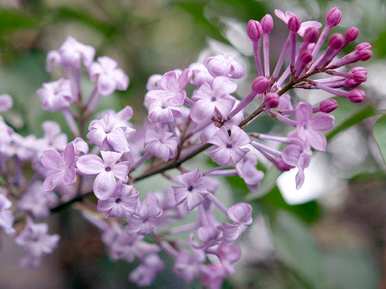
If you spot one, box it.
[271,212,324,289]
[173,0,228,43]
[50,7,116,37]
[0,9,39,33]
[373,114,386,165]
[327,103,376,140]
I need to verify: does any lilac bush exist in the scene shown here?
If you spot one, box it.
[0,7,372,288]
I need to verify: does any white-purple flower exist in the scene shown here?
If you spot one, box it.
[76,151,129,200]
[40,143,77,191]
[38,79,75,111]
[191,76,237,123]
[0,192,14,235]
[97,183,139,217]
[208,125,250,166]
[89,56,129,96]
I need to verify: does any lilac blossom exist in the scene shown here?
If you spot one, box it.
[97,183,139,217]
[0,7,374,286]
[15,219,59,267]
[76,151,129,199]
[38,79,75,111]
[40,143,77,191]
[191,76,237,123]
[87,106,135,152]
[208,125,250,166]
[89,56,129,96]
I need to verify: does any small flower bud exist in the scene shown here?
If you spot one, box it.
[303,27,319,43]
[328,33,345,50]
[247,20,261,41]
[347,89,365,103]
[227,202,253,225]
[326,7,342,27]
[319,98,338,113]
[265,92,279,108]
[252,76,270,93]
[0,94,13,112]
[288,15,301,32]
[345,26,359,43]
[351,67,367,83]
[261,14,274,34]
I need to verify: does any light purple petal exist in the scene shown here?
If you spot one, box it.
[76,154,104,175]
[93,171,116,200]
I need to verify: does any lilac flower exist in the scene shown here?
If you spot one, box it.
[16,219,59,267]
[87,106,135,152]
[0,94,13,112]
[144,126,178,161]
[192,224,222,250]
[191,76,237,123]
[102,225,159,262]
[208,125,250,166]
[173,170,216,211]
[47,36,95,70]
[188,63,213,86]
[38,79,75,111]
[235,153,264,188]
[227,202,253,226]
[40,143,77,191]
[89,56,129,96]
[205,54,244,79]
[76,151,129,199]
[129,254,163,286]
[97,183,139,217]
[19,181,58,218]
[294,102,335,151]
[0,192,14,235]
[174,250,205,282]
[200,264,227,289]
[145,70,189,123]
[129,194,163,235]
[281,137,311,189]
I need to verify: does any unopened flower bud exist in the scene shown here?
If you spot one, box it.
[347,89,365,103]
[319,98,338,113]
[227,203,253,225]
[288,15,301,32]
[326,7,342,27]
[265,92,279,108]
[328,33,345,50]
[247,20,261,41]
[303,27,319,43]
[0,94,13,112]
[345,26,359,43]
[252,76,270,93]
[351,67,367,83]
[261,14,274,34]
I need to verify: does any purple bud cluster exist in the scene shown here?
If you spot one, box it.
[0,7,372,288]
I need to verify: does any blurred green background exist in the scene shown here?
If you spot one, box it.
[0,0,386,288]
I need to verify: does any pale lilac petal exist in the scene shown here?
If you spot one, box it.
[41,149,63,170]
[310,113,335,131]
[93,171,116,200]
[76,155,104,175]
[305,130,327,151]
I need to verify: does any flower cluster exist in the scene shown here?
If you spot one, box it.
[0,7,372,289]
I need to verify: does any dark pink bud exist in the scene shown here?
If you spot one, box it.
[303,27,319,43]
[326,7,342,27]
[328,33,345,50]
[300,50,313,65]
[261,14,274,34]
[345,26,359,43]
[357,49,372,61]
[252,76,270,93]
[319,98,338,113]
[247,20,261,41]
[347,89,365,103]
[356,42,372,51]
[288,15,301,32]
[351,67,367,83]
[264,92,279,108]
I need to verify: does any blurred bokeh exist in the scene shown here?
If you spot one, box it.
[0,0,385,288]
